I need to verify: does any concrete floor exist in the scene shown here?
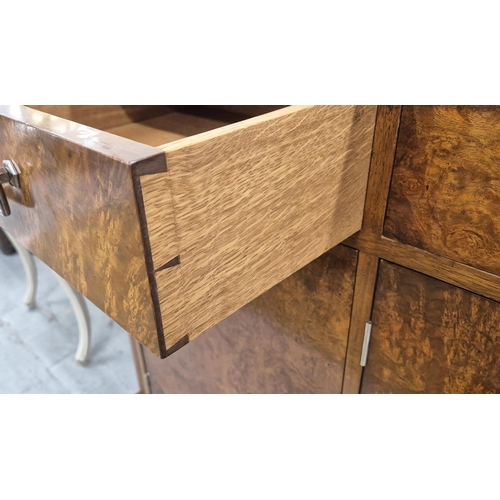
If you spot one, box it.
[0,250,139,394]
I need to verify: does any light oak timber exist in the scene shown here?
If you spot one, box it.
[140,105,377,351]
[203,105,286,116]
[106,111,232,147]
[27,105,173,131]
[346,232,500,305]
[170,106,289,127]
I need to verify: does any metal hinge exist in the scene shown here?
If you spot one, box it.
[360,321,373,367]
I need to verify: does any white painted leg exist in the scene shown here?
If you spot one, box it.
[4,231,37,309]
[53,274,91,365]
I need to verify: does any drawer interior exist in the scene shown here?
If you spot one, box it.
[28,105,287,147]
[11,104,376,358]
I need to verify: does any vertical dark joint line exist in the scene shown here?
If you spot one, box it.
[380,106,403,230]
[131,155,168,358]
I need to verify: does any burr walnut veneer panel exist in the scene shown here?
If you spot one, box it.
[385,105,500,275]
[142,245,358,394]
[361,261,500,394]
[0,105,164,355]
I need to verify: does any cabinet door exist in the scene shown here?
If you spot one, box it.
[361,261,500,394]
[141,244,358,394]
[384,105,500,275]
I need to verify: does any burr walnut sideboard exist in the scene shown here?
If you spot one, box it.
[4,105,500,394]
[131,106,500,394]
[0,105,376,359]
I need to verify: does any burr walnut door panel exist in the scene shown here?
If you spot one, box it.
[141,244,358,394]
[361,261,500,394]
[384,105,500,275]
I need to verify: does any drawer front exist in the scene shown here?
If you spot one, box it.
[0,105,376,358]
[0,105,165,355]
[384,105,500,275]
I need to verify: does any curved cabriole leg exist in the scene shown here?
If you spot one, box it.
[4,231,37,309]
[53,274,91,365]
[4,230,92,365]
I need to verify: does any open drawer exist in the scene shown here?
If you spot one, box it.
[0,105,376,357]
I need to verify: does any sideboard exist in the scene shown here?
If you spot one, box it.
[131,106,500,393]
[2,105,499,393]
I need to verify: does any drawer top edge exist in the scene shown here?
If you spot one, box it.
[158,105,315,152]
[158,105,376,154]
[0,105,164,166]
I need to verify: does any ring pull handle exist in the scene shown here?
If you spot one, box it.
[0,160,21,217]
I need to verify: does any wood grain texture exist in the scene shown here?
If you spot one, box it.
[202,105,286,116]
[106,111,232,147]
[0,105,165,356]
[361,105,402,234]
[171,106,288,125]
[27,105,173,131]
[384,105,500,275]
[341,252,379,393]
[2,105,376,361]
[346,232,500,305]
[139,173,180,273]
[142,105,376,350]
[361,261,500,394]
[140,245,358,393]
[340,107,399,392]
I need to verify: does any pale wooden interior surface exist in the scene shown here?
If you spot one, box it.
[27,105,173,131]
[106,112,233,147]
[201,105,287,116]
[140,105,377,350]
[28,106,285,148]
